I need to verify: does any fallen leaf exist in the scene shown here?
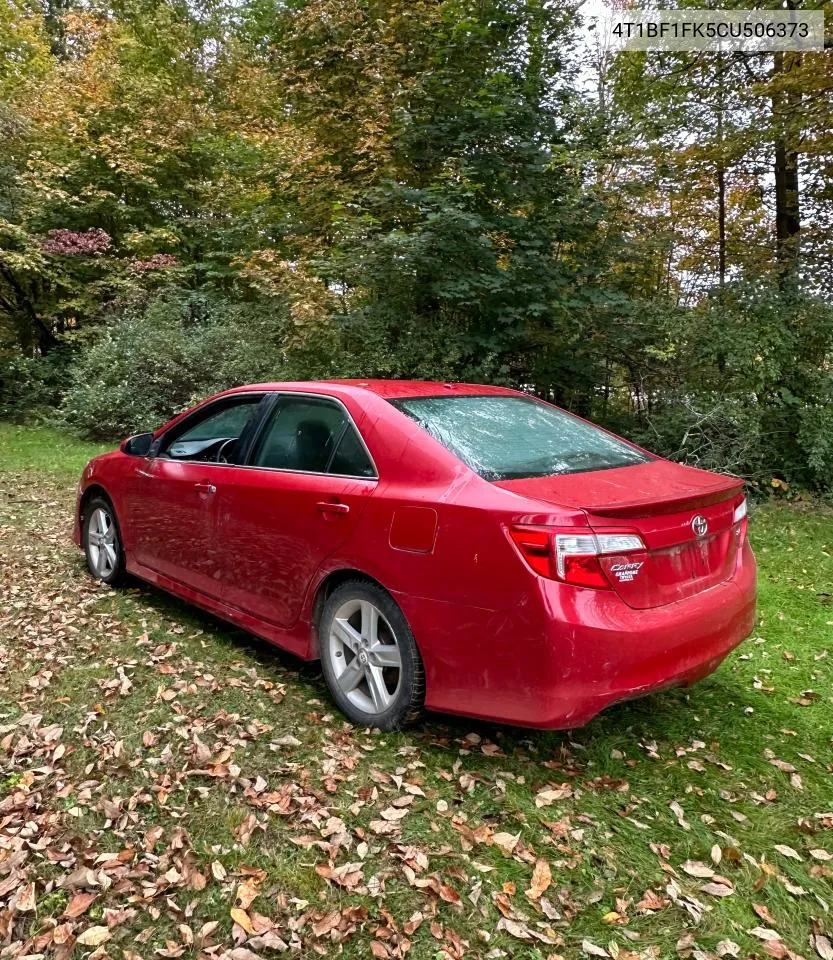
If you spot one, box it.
[535,785,572,807]
[812,933,833,960]
[498,917,532,941]
[230,908,254,934]
[636,889,665,911]
[774,844,803,861]
[492,832,520,856]
[77,926,112,947]
[582,939,609,957]
[753,903,777,925]
[670,801,690,830]
[63,892,98,919]
[312,911,340,937]
[526,859,551,900]
[14,881,36,912]
[700,882,733,897]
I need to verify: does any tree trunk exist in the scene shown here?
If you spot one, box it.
[772,49,801,290]
[716,55,726,290]
[716,162,726,288]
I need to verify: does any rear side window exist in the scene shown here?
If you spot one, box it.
[392,395,651,481]
[251,396,375,477]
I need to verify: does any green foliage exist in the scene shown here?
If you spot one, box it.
[798,400,833,489]
[60,289,295,439]
[0,347,73,421]
[0,0,831,491]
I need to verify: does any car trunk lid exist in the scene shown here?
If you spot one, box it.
[495,461,744,608]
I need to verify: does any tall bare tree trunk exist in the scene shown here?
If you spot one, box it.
[772,48,801,290]
[716,55,726,290]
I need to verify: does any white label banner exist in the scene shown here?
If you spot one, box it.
[609,9,825,52]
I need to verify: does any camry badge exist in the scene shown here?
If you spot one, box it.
[691,515,708,538]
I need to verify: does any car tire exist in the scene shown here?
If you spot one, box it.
[319,580,425,730]
[82,496,126,587]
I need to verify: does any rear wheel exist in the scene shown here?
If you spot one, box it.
[82,497,126,586]
[319,581,424,730]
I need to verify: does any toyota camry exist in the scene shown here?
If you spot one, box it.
[74,380,756,730]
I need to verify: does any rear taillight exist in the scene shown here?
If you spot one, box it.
[508,527,552,578]
[509,526,645,589]
[733,495,748,545]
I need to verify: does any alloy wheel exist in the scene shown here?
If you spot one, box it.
[87,506,119,579]
[327,598,402,715]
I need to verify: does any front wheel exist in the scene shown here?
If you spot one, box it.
[82,497,126,586]
[319,581,425,730]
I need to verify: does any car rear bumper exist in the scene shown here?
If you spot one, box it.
[409,541,757,729]
[535,555,757,728]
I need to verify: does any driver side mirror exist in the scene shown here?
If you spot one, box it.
[121,432,154,457]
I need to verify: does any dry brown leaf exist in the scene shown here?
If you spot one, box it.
[812,933,833,960]
[235,880,259,910]
[526,859,552,899]
[230,908,255,935]
[534,785,572,807]
[224,949,263,960]
[439,883,461,905]
[700,882,733,897]
[312,910,341,937]
[636,889,665,911]
[77,926,112,947]
[14,881,36,912]
[63,891,98,919]
[497,917,532,940]
[753,903,777,925]
[774,844,803,861]
[492,831,520,856]
[582,939,609,957]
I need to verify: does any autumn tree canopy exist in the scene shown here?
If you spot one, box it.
[1,0,832,488]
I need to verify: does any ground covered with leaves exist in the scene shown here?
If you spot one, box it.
[1,424,832,960]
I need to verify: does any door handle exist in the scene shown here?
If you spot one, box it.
[316,500,349,515]
[195,482,217,495]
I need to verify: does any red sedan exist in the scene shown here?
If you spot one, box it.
[73,380,756,730]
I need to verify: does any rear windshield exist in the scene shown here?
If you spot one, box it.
[392,395,652,481]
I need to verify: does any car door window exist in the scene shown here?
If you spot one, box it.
[250,396,375,477]
[163,397,262,463]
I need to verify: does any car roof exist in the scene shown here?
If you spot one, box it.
[229,379,522,400]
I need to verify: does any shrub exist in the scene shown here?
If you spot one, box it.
[60,289,297,439]
[0,349,73,422]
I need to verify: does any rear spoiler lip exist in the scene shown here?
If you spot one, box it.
[582,481,745,519]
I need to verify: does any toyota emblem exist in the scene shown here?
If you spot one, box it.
[691,515,708,538]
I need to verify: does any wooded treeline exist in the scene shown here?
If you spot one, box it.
[1,0,832,489]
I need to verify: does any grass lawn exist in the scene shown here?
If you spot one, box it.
[1,422,831,960]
